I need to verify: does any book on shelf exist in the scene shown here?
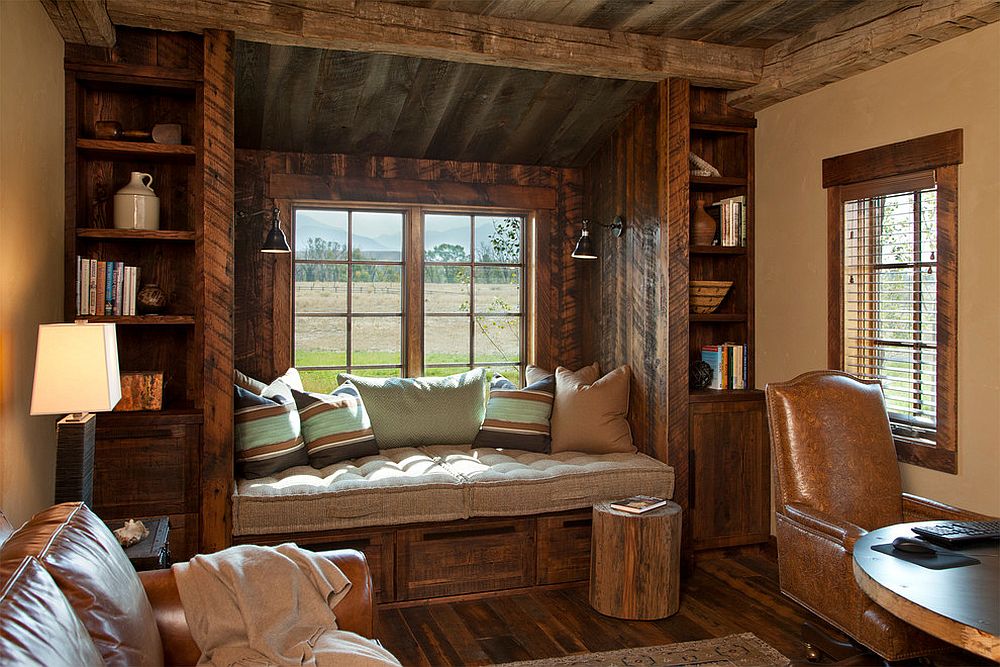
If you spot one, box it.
[711,196,746,247]
[75,256,141,317]
[701,342,749,390]
[609,495,667,514]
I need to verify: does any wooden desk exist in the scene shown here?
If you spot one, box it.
[853,522,999,660]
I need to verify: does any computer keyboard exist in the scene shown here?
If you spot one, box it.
[911,520,1000,546]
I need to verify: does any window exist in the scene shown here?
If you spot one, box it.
[424,213,524,384]
[825,131,961,473]
[292,206,528,391]
[293,208,405,388]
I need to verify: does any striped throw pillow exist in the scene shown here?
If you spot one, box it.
[473,374,555,453]
[292,383,378,468]
[234,385,308,479]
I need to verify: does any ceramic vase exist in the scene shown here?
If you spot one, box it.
[114,172,160,230]
[691,197,717,246]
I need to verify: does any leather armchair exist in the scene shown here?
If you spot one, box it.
[765,370,987,661]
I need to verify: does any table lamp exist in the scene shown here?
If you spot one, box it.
[30,322,122,506]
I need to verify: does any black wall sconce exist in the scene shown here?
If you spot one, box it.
[236,205,291,254]
[571,216,624,260]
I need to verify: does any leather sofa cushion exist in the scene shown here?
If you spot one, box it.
[0,556,105,667]
[0,503,163,666]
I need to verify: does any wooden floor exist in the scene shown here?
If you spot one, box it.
[378,552,992,666]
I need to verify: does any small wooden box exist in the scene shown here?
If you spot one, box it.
[114,372,163,411]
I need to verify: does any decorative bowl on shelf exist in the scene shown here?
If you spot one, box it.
[689,280,732,314]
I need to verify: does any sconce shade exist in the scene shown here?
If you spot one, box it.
[571,231,597,260]
[30,323,121,415]
[262,209,291,254]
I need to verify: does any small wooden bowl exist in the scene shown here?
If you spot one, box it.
[689,280,732,314]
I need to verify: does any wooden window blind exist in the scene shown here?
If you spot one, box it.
[840,171,938,446]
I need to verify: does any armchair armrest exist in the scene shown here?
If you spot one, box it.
[782,503,867,550]
[902,493,996,523]
[139,548,376,667]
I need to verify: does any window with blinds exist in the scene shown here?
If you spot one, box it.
[825,130,960,474]
[841,172,939,446]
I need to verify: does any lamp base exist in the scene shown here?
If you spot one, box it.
[55,413,96,507]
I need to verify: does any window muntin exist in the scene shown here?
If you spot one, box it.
[842,179,938,445]
[293,207,405,391]
[423,213,524,386]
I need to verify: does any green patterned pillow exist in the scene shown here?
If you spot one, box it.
[234,385,308,478]
[340,369,488,448]
[291,383,378,467]
[474,374,555,453]
[474,375,556,454]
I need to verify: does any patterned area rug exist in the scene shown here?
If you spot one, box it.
[494,633,789,667]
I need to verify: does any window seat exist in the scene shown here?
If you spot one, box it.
[232,445,674,537]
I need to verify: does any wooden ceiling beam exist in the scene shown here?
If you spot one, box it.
[727,0,1000,111]
[101,0,762,88]
[41,0,116,47]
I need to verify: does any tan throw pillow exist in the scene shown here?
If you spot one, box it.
[551,365,634,454]
[526,362,600,386]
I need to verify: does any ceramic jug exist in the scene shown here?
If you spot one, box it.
[114,172,160,230]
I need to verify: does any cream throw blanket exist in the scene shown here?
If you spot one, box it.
[173,544,401,667]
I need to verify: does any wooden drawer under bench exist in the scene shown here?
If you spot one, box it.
[233,508,593,603]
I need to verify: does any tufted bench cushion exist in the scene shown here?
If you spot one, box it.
[425,446,674,517]
[233,447,466,536]
[233,445,674,536]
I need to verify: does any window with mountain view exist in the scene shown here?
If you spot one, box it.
[423,213,524,385]
[292,206,527,392]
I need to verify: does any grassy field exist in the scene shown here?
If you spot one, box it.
[295,281,521,392]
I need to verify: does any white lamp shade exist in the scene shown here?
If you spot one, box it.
[30,323,122,415]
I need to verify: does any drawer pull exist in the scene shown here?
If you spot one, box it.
[423,525,516,541]
[563,518,592,529]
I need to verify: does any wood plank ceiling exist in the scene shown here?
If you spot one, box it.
[234,0,866,165]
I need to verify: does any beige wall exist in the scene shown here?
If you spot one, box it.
[0,0,65,526]
[756,23,1000,515]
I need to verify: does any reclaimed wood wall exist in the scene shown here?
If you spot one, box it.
[580,82,690,470]
[234,150,584,381]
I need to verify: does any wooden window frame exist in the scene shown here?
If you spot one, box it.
[288,200,534,383]
[824,130,962,474]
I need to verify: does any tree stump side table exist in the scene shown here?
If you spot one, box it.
[589,500,682,620]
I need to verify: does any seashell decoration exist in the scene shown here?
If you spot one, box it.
[689,152,721,177]
[113,519,149,548]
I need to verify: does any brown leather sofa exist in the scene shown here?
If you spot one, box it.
[0,502,375,666]
[765,370,989,662]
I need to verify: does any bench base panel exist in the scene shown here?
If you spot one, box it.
[233,509,594,602]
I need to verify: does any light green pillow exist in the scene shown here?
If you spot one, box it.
[340,369,488,448]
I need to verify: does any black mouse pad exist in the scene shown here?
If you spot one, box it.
[871,543,980,570]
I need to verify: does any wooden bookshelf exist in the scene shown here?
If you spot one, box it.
[678,85,769,552]
[64,28,234,557]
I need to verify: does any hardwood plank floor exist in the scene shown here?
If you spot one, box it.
[378,552,992,666]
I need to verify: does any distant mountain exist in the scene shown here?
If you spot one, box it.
[296,212,396,257]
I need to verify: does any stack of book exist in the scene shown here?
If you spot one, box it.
[75,257,141,317]
[701,343,748,390]
[713,196,746,247]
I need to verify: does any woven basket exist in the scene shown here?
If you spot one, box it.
[689,280,732,314]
